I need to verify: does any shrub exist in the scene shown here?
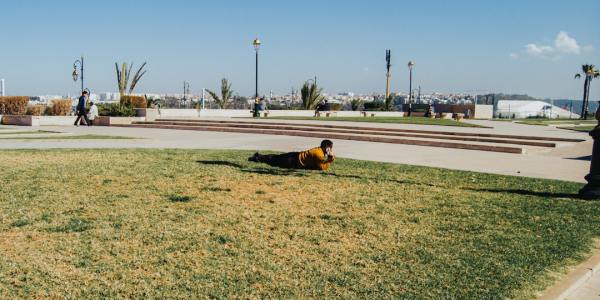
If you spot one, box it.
[0,96,29,115]
[49,99,73,116]
[120,95,146,109]
[98,103,135,117]
[26,105,45,116]
[329,103,343,111]
[363,100,385,111]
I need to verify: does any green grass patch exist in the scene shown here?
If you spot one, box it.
[0,134,137,140]
[0,149,598,298]
[516,119,596,126]
[558,125,595,132]
[256,116,485,127]
[0,130,60,135]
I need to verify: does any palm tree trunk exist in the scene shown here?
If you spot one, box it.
[582,76,589,119]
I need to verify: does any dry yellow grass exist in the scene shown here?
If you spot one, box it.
[0,149,599,298]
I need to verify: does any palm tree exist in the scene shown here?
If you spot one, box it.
[384,94,395,111]
[301,81,324,110]
[207,78,233,109]
[350,98,363,111]
[575,64,600,119]
[115,62,147,97]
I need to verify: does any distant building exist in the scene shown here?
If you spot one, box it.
[496,100,579,119]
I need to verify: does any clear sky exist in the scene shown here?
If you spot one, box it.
[0,0,599,100]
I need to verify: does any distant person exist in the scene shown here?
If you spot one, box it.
[87,101,99,126]
[314,100,326,117]
[248,139,335,171]
[74,90,91,126]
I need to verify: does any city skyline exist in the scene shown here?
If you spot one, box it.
[0,0,599,100]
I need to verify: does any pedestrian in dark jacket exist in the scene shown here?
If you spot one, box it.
[74,90,91,126]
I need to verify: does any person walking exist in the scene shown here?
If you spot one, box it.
[74,90,91,126]
[87,101,98,126]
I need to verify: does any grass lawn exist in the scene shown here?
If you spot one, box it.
[1,149,599,298]
[0,130,59,135]
[259,116,485,128]
[0,134,136,140]
[515,119,596,126]
[557,125,595,132]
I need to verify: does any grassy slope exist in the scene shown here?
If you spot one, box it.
[557,125,595,132]
[0,149,599,298]
[261,116,484,128]
[515,119,596,126]
[0,130,58,135]
[0,134,136,140]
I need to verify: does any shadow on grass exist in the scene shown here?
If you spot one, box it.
[466,188,581,199]
[567,155,591,161]
[196,160,307,177]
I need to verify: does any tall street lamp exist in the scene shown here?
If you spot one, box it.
[253,38,261,117]
[72,56,84,94]
[407,60,415,116]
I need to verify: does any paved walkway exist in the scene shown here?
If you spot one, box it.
[0,120,591,183]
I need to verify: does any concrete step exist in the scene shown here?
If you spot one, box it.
[118,123,526,154]
[137,120,558,148]
[155,118,585,143]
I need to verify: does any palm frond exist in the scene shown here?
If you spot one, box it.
[575,73,582,79]
[129,62,147,94]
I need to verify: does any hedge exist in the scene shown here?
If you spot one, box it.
[49,99,73,116]
[120,95,146,109]
[0,96,29,115]
[26,105,45,116]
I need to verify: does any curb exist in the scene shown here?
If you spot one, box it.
[539,250,600,300]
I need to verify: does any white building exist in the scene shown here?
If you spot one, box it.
[496,100,579,119]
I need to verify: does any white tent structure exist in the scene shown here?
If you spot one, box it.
[495,100,579,119]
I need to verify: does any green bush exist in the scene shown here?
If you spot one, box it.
[98,103,135,117]
[363,100,385,111]
[0,96,29,115]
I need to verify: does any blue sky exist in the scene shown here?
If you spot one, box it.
[0,0,599,99]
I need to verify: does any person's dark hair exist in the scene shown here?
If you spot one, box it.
[82,91,89,95]
[90,101,94,105]
[320,139,333,149]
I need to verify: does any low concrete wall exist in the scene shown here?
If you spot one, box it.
[95,116,145,126]
[159,109,200,118]
[1,115,39,126]
[156,109,405,118]
[474,105,493,119]
[38,116,77,126]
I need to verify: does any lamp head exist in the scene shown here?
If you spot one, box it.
[408,60,415,70]
[72,68,79,82]
[253,38,261,51]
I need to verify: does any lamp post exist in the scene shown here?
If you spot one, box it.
[253,38,261,117]
[407,60,415,116]
[72,56,84,94]
[580,101,600,200]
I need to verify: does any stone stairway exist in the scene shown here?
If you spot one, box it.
[113,119,586,154]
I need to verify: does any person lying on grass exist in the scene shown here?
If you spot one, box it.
[248,139,335,170]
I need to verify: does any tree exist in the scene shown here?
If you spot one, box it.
[207,78,233,109]
[115,62,147,97]
[301,81,324,110]
[575,64,600,119]
[384,94,395,111]
[350,98,363,111]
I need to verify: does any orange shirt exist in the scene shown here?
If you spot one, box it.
[298,147,332,170]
